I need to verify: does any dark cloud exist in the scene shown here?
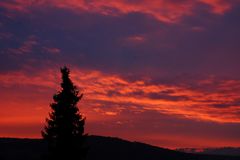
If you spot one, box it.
[147,92,189,101]
[0,2,240,78]
[211,101,240,109]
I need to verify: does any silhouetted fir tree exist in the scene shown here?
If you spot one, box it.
[42,66,87,160]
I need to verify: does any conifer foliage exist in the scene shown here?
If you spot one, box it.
[42,66,87,160]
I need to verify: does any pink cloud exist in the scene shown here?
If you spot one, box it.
[0,0,238,22]
[7,35,38,55]
[5,35,61,56]
[124,35,146,45]
[199,0,232,14]
[43,47,61,54]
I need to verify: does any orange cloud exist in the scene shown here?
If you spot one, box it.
[0,67,240,124]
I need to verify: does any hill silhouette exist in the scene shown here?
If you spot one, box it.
[0,136,240,160]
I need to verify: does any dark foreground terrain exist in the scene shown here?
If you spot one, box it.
[0,136,239,160]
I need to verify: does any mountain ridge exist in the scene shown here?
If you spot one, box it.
[0,135,240,160]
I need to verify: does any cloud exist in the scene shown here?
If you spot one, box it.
[7,35,38,55]
[43,47,61,54]
[0,0,238,23]
[0,0,239,148]
[0,67,240,123]
[104,111,118,116]
[1,1,240,77]
[199,0,232,14]
[123,35,146,45]
[5,35,61,56]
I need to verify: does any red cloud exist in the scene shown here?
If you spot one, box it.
[0,0,238,22]
[0,68,240,124]
[199,0,232,14]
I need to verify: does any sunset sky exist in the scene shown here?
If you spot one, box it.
[0,0,240,149]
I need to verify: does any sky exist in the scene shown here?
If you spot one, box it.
[0,0,240,149]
